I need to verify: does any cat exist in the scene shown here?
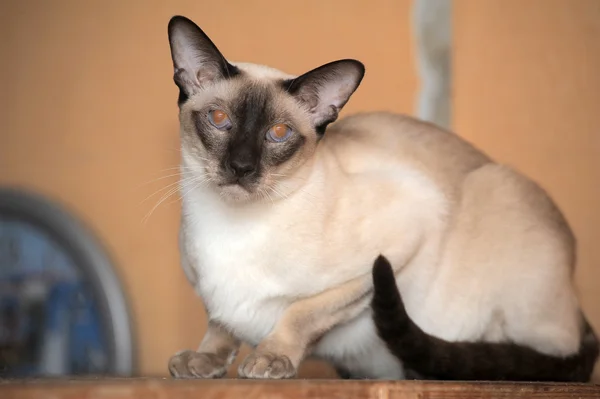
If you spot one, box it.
[371,255,599,382]
[165,15,590,380]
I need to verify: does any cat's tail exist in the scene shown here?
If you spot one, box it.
[371,255,599,382]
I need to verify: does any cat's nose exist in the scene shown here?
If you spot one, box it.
[228,158,256,177]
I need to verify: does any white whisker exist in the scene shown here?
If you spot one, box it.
[260,187,275,205]
[274,183,316,208]
[141,186,181,225]
[270,173,307,184]
[134,172,182,190]
[134,165,199,188]
[273,186,289,199]
[141,175,209,224]
[139,179,183,205]
[168,176,213,206]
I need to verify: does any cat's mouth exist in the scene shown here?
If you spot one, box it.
[218,178,253,191]
[217,170,261,191]
[216,181,258,203]
[214,174,262,202]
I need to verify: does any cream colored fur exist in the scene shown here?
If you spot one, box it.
[171,62,582,380]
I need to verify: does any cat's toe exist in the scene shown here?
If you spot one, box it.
[169,350,194,378]
[238,351,296,379]
[168,350,227,379]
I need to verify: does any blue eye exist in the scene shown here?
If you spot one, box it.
[208,109,232,130]
[267,124,292,142]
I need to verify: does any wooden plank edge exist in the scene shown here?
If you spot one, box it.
[1,378,599,399]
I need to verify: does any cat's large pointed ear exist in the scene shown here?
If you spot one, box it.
[284,59,365,134]
[167,16,239,104]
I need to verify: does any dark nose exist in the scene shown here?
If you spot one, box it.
[228,158,256,178]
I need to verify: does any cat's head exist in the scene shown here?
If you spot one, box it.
[167,16,364,203]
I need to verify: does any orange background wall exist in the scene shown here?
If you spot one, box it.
[0,0,598,378]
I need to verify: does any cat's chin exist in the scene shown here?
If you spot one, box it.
[216,184,257,204]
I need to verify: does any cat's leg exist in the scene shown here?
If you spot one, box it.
[171,227,242,378]
[237,272,375,379]
[169,320,241,378]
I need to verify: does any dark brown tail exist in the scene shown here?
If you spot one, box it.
[371,255,599,382]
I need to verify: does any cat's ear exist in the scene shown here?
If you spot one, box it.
[284,59,365,134]
[167,16,239,104]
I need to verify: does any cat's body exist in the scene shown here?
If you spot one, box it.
[167,16,589,380]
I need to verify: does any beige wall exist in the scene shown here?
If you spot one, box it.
[454,0,600,378]
[0,0,417,376]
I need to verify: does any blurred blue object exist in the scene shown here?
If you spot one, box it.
[0,187,134,377]
[0,225,108,377]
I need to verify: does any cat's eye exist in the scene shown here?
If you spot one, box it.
[208,109,232,130]
[266,124,293,143]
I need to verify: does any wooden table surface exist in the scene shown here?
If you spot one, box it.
[1,378,599,399]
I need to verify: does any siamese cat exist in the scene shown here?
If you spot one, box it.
[371,256,599,382]
[166,15,593,380]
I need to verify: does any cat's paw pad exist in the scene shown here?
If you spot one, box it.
[238,351,296,379]
[168,350,227,379]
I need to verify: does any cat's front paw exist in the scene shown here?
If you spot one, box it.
[168,350,227,379]
[238,351,296,379]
